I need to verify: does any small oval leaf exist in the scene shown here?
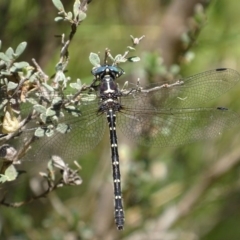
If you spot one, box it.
[7,81,18,91]
[9,65,17,72]
[78,11,86,21]
[0,52,10,62]
[4,165,18,182]
[0,175,8,183]
[114,54,127,63]
[73,0,80,19]
[89,52,100,67]
[54,16,63,22]
[56,123,70,134]
[34,104,47,114]
[42,82,54,92]
[35,127,45,137]
[13,61,29,69]
[52,0,65,11]
[114,54,123,61]
[5,47,14,59]
[46,108,56,117]
[52,96,62,105]
[70,79,82,90]
[127,46,136,51]
[127,56,141,62]
[66,11,73,20]
[15,42,27,57]
[40,113,47,123]
[26,97,38,105]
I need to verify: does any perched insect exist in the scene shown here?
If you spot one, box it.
[1,66,240,230]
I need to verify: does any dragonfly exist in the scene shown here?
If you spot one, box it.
[0,65,240,230]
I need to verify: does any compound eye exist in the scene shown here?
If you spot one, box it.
[91,65,108,77]
[91,65,124,79]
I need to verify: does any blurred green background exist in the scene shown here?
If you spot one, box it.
[1,0,240,239]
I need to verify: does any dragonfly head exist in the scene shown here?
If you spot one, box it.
[91,65,124,80]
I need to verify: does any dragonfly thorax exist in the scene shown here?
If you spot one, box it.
[100,76,119,95]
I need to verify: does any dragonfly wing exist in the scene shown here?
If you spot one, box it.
[121,68,240,109]
[6,99,106,165]
[117,107,239,147]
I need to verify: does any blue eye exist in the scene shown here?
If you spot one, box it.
[91,65,124,79]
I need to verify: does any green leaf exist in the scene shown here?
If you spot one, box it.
[5,47,14,59]
[5,165,18,181]
[56,123,70,134]
[46,108,56,117]
[0,175,7,183]
[78,10,86,21]
[127,46,136,51]
[119,58,127,63]
[70,78,82,90]
[52,96,62,105]
[15,42,27,57]
[114,54,127,63]
[42,82,54,92]
[45,127,54,137]
[58,71,67,82]
[22,66,35,78]
[0,70,12,76]
[73,0,80,19]
[52,0,65,11]
[13,61,29,69]
[114,54,123,61]
[66,11,73,20]
[89,52,100,67]
[0,52,10,62]
[7,81,18,91]
[35,127,45,137]
[29,72,38,82]
[9,65,17,72]
[40,113,47,123]
[26,97,38,105]
[127,56,141,62]
[0,165,18,182]
[54,16,63,22]
[34,104,47,114]
[51,115,59,123]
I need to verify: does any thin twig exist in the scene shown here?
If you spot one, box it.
[0,178,61,207]
[32,58,49,82]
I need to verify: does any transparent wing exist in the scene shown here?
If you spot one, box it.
[0,93,107,196]
[121,68,240,109]
[117,107,239,147]
[117,68,240,146]
[6,98,106,165]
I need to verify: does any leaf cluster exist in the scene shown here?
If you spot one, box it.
[0,0,144,209]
